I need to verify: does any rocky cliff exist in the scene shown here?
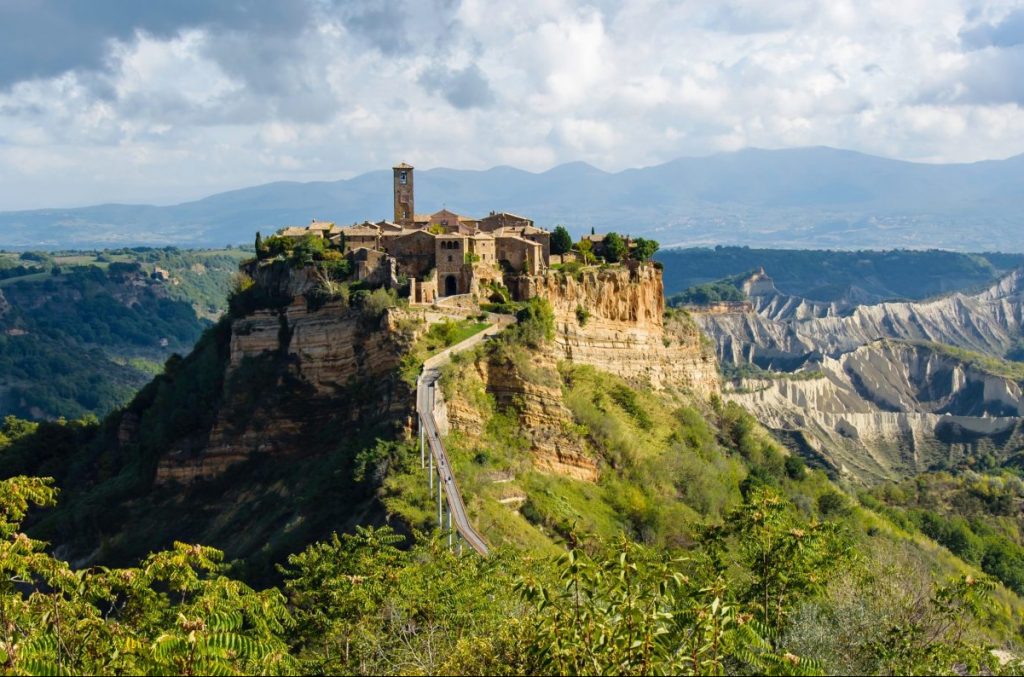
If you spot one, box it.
[534,263,720,396]
[444,350,599,482]
[700,269,1024,368]
[726,341,1024,483]
[155,299,417,484]
[438,263,720,484]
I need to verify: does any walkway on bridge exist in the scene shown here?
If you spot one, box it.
[416,313,514,556]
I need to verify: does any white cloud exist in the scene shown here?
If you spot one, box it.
[0,0,1023,209]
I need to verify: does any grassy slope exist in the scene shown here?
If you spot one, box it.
[902,339,1024,382]
[383,337,1024,644]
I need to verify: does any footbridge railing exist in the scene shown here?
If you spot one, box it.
[414,314,514,556]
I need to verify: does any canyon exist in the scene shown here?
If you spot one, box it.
[697,268,1024,483]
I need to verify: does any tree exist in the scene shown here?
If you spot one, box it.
[290,234,326,267]
[551,226,573,255]
[255,231,264,260]
[577,239,594,264]
[697,488,850,632]
[632,237,659,261]
[604,232,627,263]
[0,475,293,676]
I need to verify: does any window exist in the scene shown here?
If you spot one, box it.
[399,171,407,184]
[448,255,453,262]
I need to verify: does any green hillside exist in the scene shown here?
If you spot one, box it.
[1,299,1022,673]
[0,247,248,419]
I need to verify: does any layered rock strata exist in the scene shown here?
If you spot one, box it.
[727,341,1024,482]
[700,269,1024,368]
[155,301,415,484]
[534,263,720,396]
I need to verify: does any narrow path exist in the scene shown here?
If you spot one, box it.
[416,313,514,556]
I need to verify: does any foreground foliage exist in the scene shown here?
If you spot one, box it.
[1,475,1019,676]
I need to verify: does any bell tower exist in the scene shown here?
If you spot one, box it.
[393,163,414,227]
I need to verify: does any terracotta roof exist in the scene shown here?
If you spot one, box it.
[495,234,541,247]
[338,226,379,237]
[396,229,437,240]
[430,208,465,221]
[483,211,532,222]
[308,220,334,230]
[279,226,309,237]
[393,162,414,169]
[493,225,546,237]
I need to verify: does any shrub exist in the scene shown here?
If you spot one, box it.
[360,287,399,320]
[509,297,554,347]
[322,258,352,281]
[632,237,659,261]
[575,304,590,326]
[559,261,584,281]
[290,234,327,267]
[263,235,295,258]
[817,491,850,517]
[785,454,807,479]
[609,383,652,429]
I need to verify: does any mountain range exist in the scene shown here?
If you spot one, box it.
[1,146,1023,250]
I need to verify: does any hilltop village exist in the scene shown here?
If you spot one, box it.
[259,163,657,305]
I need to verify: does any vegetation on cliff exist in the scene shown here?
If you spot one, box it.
[670,273,749,306]
[1,247,1024,674]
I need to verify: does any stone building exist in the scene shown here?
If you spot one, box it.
[275,162,555,300]
[332,223,380,252]
[393,163,414,227]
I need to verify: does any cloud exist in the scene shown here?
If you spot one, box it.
[0,1,311,87]
[960,8,1024,49]
[1,0,1024,210]
[340,1,413,54]
[418,63,496,109]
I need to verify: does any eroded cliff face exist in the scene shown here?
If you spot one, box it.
[692,268,1024,483]
[534,264,720,396]
[727,341,1024,483]
[439,263,721,484]
[700,269,1024,368]
[443,350,598,482]
[155,300,415,484]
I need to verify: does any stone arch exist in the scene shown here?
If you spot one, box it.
[444,274,458,297]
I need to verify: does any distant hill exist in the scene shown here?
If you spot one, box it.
[0,248,245,419]
[658,247,1024,302]
[2,146,1023,250]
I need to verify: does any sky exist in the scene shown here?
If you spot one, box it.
[1,0,1023,210]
